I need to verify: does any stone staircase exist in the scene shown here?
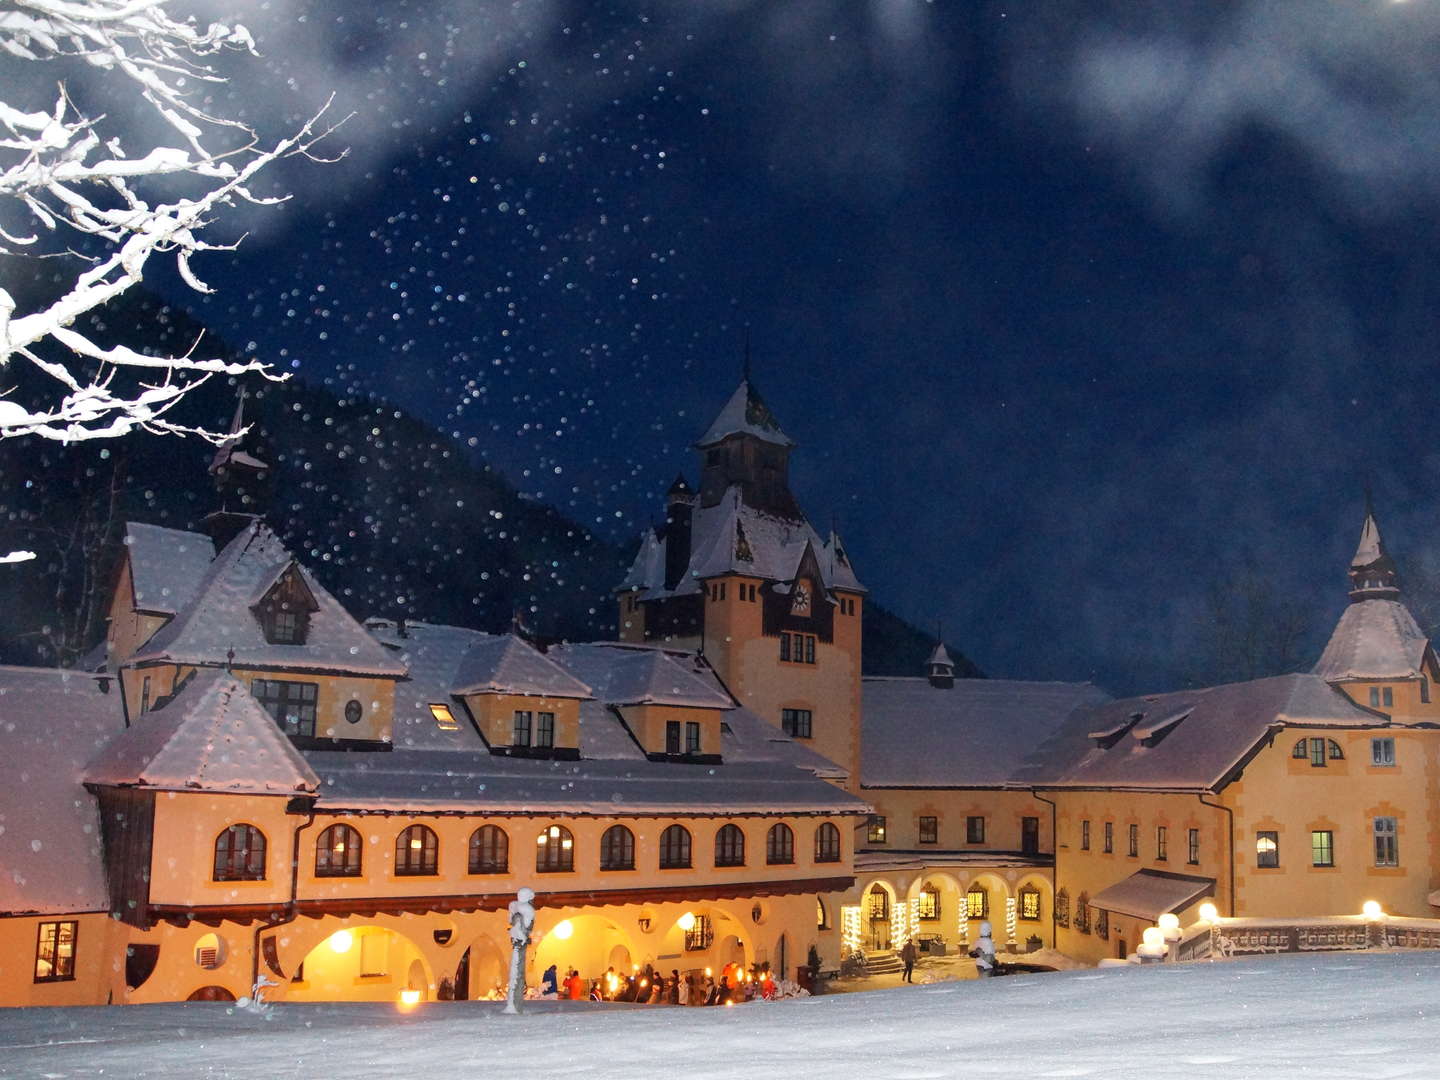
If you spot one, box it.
[863,950,904,975]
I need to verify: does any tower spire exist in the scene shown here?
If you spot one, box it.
[1348,500,1399,602]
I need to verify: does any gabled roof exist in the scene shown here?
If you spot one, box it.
[123,522,215,616]
[549,643,732,709]
[1014,673,1380,791]
[452,635,592,699]
[130,520,405,677]
[86,671,318,795]
[0,667,125,915]
[1313,599,1431,682]
[630,487,865,596]
[695,379,794,449]
[862,678,1109,787]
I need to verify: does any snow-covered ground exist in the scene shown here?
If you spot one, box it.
[3,952,1438,1079]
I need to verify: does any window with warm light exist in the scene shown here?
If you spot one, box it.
[34,921,76,983]
[918,885,940,921]
[1311,829,1334,868]
[395,824,438,876]
[966,885,988,919]
[315,823,362,877]
[867,815,887,844]
[429,703,459,731]
[536,824,574,873]
[684,914,714,951]
[1019,886,1041,921]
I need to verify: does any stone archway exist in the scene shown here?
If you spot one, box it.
[532,913,639,988]
[908,872,964,952]
[963,873,1012,947]
[286,924,436,1003]
[861,880,898,952]
[1014,874,1054,950]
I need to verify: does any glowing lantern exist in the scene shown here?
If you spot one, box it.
[552,919,574,940]
[678,911,697,931]
[1198,902,1219,923]
[399,988,421,1006]
[1158,912,1182,942]
[328,929,354,954]
[1363,900,1384,919]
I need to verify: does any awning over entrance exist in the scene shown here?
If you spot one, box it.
[1090,870,1215,922]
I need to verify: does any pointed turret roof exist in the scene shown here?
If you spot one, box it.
[86,671,319,795]
[208,390,269,475]
[667,473,694,497]
[695,379,794,449]
[927,642,954,671]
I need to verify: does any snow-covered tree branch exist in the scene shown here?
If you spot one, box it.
[0,0,343,450]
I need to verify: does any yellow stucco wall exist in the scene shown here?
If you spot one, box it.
[465,693,581,750]
[860,789,1052,853]
[614,703,723,758]
[0,913,126,1007]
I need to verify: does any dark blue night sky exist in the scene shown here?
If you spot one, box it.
[140,1,1440,694]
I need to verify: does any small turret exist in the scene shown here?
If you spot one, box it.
[927,641,955,689]
[663,474,695,591]
[203,387,271,548]
[1348,505,1400,602]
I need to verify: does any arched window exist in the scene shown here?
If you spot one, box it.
[536,824,574,873]
[213,824,266,881]
[659,824,692,869]
[817,896,830,929]
[715,824,745,867]
[1019,885,1042,921]
[469,825,508,875]
[1055,888,1071,929]
[766,823,795,865]
[966,883,988,919]
[1292,738,1308,758]
[600,825,635,871]
[395,824,438,876]
[1328,739,1344,759]
[814,822,841,863]
[918,884,940,921]
[867,884,889,921]
[315,823,361,877]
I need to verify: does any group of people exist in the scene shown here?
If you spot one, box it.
[539,961,778,1005]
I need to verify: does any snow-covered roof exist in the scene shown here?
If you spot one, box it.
[368,621,490,752]
[453,635,592,699]
[123,522,215,616]
[86,671,318,795]
[1014,673,1381,791]
[695,379,794,449]
[862,677,1109,787]
[549,643,731,709]
[718,703,850,780]
[0,667,126,915]
[1089,869,1216,921]
[1312,599,1430,682]
[926,642,954,670]
[306,750,867,816]
[131,520,406,677]
[626,487,865,596]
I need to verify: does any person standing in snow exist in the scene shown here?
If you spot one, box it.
[900,938,918,983]
[968,921,997,978]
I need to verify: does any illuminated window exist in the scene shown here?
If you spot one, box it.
[918,885,940,921]
[919,816,938,845]
[34,921,76,983]
[429,704,459,731]
[766,823,795,865]
[1311,830,1334,868]
[814,822,841,863]
[715,824,746,867]
[1372,737,1395,766]
[213,824,266,881]
[469,825,508,874]
[867,886,889,921]
[1019,886,1041,921]
[395,825,438,876]
[315,824,362,877]
[1374,817,1398,867]
[684,914,714,951]
[536,824,574,873]
[867,815,887,844]
[600,825,635,871]
[1256,831,1279,867]
[966,884,988,919]
[660,824,692,869]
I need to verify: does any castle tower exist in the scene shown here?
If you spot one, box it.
[201,387,271,548]
[615,377,866,788]
[1313,503,1439,722]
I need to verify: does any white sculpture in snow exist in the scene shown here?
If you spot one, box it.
[503,887,537,1015]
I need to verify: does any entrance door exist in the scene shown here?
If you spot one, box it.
[866,887,890,951]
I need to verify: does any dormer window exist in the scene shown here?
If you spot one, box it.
[253,563,318,646]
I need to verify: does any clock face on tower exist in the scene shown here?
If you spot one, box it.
[791,580,811,616]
